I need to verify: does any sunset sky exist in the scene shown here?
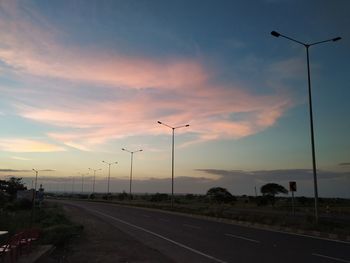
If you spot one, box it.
[0,0,349,197]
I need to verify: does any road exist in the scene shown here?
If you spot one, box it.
[56,200,350,263]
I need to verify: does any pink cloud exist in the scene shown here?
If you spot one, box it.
[1,1,295,150]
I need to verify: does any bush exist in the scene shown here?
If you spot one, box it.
[150,193,169,202]
[118,191,128,201]
[14,198,33,210]
[41,224,83,247]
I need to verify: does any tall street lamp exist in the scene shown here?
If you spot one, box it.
[157,121,190,208]
[102,161,118,196]
[271,30,341,223]
[122,148,143,198]
[89,168,101,193]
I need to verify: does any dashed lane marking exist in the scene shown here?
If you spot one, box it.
[225,233,260,243]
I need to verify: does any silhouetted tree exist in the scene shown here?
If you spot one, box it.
[260,183,288,206]
[206,187,235,203]
[0,177,27,201]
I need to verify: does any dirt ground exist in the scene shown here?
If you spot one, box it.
[40,204,174,263]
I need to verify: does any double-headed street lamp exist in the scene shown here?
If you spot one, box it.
[89,168,101,193]
[122,148,143,198]
[271,30,341,223]
[102,161,118,196]
[157,121,189,208]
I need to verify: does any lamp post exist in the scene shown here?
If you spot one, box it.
[32,169,38,193]
[81,173,85,193]
[157,121,189,208]
[31,169,39,225]
[89,168,101,194]
[122,148,143,199]
[271,30,341,223]
[71,177,75,194]
[102,161,118,196]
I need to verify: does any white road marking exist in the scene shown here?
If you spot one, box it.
[183,224,201,229]
[225,233,260,243]
[312,253,350,263]
[86,207,228,263]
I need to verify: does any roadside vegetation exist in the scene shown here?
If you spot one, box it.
[0,177,83,247]
[47,184,350,239]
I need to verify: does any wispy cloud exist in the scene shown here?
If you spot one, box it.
[0,168,55,173]
[0,139,65,152]
[0,1,294,149]
[196,168,350,181]
[11,156,31,161]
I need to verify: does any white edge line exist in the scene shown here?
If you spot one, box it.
[312,253,350,263]
[225,233,260,243]
[86,207,227,263]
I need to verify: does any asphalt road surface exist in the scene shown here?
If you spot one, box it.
[56,200,350,263]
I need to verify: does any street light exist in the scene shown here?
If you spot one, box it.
[271,30,341,223]
[122,148,143,198]
[89,168,101,193]
[102,161,118,196]
[157,121,190,208]
[32,169,38,193]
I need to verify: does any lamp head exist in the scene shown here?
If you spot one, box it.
[122,148,126,151]
[332,37,342,42]
[157,121,162,124]
[271,31,281,37]
[185,124,190,127]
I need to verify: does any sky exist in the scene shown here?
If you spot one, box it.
[0,0,349,197]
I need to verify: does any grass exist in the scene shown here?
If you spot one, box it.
[0,201,83,247]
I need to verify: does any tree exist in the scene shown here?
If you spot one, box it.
[0,177,27,201]
[206,187,235,203]
[260,183,288,206]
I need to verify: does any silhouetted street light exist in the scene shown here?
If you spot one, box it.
[102,161,118,196]
[79,172,86,193]
[32,169,38,193]
[122,148,143,198]
[157,121,190,208]
[89,168,101,193]
[271,30,341,223]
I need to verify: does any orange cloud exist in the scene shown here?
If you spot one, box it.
[0,139,66,152]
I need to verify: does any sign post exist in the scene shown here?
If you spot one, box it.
[289,181,297,215]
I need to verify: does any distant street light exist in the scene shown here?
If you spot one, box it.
[71,177,75,194]
[32,169,38,193]
[89,168,101,193]
[271,30,341,223]
[102,161,118,196]
[122,148,143,198]
[157,121,189,208]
